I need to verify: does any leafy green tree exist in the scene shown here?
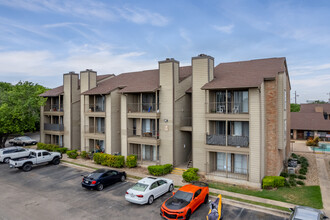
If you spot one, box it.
[290,103,300,112]
[0,81,47,148]
[311,100,327,104]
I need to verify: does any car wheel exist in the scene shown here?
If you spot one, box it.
[168,184,174,192]
[22,163,32,172]
[121,175,126,182]
[148,195,154,205]
[204,194,209,204]
[186,209,191,220]
[3,158,10,164]
[97,184,104,191]
[52,157,60,165]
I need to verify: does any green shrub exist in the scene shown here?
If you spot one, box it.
[37,143,60,152]
[297,180,305,185]
[67,150,78,159]
[289,174,297,178]
[148,164,173,176]
[126,155,137,168]
[182,168,200,182]
[291,153,298,159]
[93,153,125,168]
[289,178,297,187]
[284,179,290,187]
[299,168,307,175]
[262,176,285,189]
[298,175,306,180]
[80,151,88,159]
[55,147,67,154]
[280,172,288,178]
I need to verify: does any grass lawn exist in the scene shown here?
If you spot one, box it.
[209,182,323,209]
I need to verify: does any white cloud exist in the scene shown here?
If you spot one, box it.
[179,29,192,44]
[212,24,234,34]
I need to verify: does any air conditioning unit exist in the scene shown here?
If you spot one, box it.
[288,167,295,174]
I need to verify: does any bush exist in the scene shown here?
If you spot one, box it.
[80,151,88,159]
[289,178,297,187]
[182,168,200,182]
[289,174,297,178]
[297,180,305,185]
[126,155,137,168]
[262,176,285,189]
[93,153,125,168]
[37,143,59,152]
[280,172,288,178]
[299,168,307,175]
[148,164,173,176]
[291,153,298,159]
[67,150,78,159]
[298,175,306,180]
[284,179,290,187]
[55,147,67,154]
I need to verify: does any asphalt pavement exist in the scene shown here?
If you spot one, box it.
[0,162,287,220]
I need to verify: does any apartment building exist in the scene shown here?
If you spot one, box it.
[191,55,290,188]
[39,71,113,149]
[40,54,290,188]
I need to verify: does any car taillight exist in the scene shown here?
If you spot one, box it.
[91,181,96,184]
[82,178,84,182]
[126,192,128,194]
[136,195,143,198]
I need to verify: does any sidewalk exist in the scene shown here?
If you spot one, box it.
[61,155,294,216]
[315,154,330,215]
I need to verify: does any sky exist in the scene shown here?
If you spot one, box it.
[0,0,330,103]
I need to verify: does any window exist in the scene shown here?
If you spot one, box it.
[38,153,42,157]
[215,121,225,135]
[228,90,249,113]
[194,189,201,198]
[216,152,248,174]
[17,149,26,152]
[158,180,166,185]
[42,152,50,156]
[228,121,249,137]
[150,182,159,190]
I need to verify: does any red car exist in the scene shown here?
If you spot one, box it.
[160,182,209,220]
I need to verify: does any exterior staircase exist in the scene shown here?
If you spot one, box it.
[187,159,193,168]
[171,167,187,175]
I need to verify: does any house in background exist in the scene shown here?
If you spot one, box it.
[291,104,330,141]
[40,54,290,188]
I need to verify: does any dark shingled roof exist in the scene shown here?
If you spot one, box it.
[202,57,286,90]
[291,112,330,131]
[300,104,330,113]
[82,66,192,95]
[39,74,113,97]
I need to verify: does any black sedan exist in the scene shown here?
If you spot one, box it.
[81,169,126,191]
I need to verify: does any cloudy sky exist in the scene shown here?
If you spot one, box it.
[0,0,330,103]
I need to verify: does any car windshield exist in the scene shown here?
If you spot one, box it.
[87,173,103,179]
[173,190,193,202]
[21,137,31,140]
[131,183,148,192]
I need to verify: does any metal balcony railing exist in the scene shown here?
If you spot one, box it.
[85,104,105,112]
[206,134,249,147]
[127,128,159,139]
[227,135,249,147]
[127,103,159,113]
[206,134,226,146]
[84,125,105,134]
[208,102,248,114]
[44,123,64,131]
[44,104,63,112]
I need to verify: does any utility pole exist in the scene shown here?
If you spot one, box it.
[294,91,299,104]
[327,92,330,103]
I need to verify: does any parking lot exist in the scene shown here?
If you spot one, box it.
[0,162,287,220]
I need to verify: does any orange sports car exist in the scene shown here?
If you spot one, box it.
[160,182,209,220]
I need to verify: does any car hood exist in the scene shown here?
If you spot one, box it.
[165,197,189,210]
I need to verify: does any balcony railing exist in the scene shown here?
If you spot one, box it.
[208,102,247,114]
[127,103,159,113]
[44,104,63,112]
[206,134,249,147]
[44,123,64,131]
[127,128,159,139]
[206,134,226,146]
[84,125,105,134]
[227,135,249,147]
[85,104,105,112]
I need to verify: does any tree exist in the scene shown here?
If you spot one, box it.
[290,103,300,112]
[0,81,47,148]
[311,100,327,104]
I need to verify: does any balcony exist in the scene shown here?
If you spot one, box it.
[127,128,160,146]
[44,123,64,131]
[127,103,160,118]
[206,134,249,147]
[85,125,105,134]
[85,104,105,112]
[208,102,248,114]
[44,104,64,115]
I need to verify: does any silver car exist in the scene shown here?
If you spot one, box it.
[8,136,37,146]
[289,206,328,220]
[0,147,30,163]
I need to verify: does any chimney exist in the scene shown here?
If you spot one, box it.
[80,69,97,93]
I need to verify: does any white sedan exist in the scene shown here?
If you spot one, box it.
[125,177,174,205]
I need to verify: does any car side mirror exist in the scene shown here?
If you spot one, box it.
[289,208,294,212]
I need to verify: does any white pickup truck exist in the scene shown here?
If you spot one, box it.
[9,149,62,172]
